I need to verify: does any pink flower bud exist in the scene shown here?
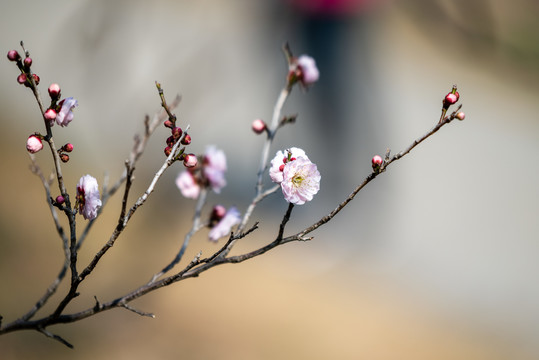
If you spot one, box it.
[60,153,70,163]
[181,133,192,145]
[44,108,57,123]
[48,83,61,99]
[32,73,40,85]
[63,143,74,152]
[172,127,183,140]
[183,153,197,168]
[26,135,43,154]
[55,195,65,205]
[7,50,20,62]
[164,146,172,156]
[444,92,458,106]
[17,73,27,84]
[164,120,174,129]
[456,111,465,121]
[372,155,383,171]
[210,204,227,223]
[23,57,32,68]
[251,119,267,134]
[166,136,175,147]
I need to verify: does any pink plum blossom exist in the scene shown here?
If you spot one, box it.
[280,157,320,205]
[208,206,241,242]
[26,135,43,153]
[269,147,308,184]
[203,146,227,193]
[56,97,78,127]
[76,175,102,220]
[175,171,200,199]
[297,55,319,86]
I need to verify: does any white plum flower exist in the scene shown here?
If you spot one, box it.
[76,175,102,220]
[56,97,78,127]
[280,157,320,205]
[208,206,241,242]
[296,55,319,86]
[203,146,227,193]
[269,147,308,184]
[175,171,200,199]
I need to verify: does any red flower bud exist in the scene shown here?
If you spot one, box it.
[23,57,32,68]
[17,73,27,84]
[55,195,65,205]
[164,120,174,129]
[166,136,175,147]
[172,127,183,140]
[32,73,40,85]
[60,153,70,163]
[7,50,20,62]
[44,108,57,122]
[444,93,458,106]
[63,143,74,152]
[181,133,192,145]
[164,146,172,156]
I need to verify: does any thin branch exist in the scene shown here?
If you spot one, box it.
[37,327,73,349]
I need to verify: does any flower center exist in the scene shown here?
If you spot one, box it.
[292,174,304,186]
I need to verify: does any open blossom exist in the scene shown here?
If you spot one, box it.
[175,170,200,199]
[76,175,102,220]
[297,55,319,86]
[208,206,241,242]
[203,146,227,193]
[269,147,308,184]
[280,157,320,205]
[56,97,78,127]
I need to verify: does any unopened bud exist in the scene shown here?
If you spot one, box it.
[251,119,267,134]
[32,73,40,85]
[55,195,65,205]
[166,136,175,147]
[63,143,74,152]
[164,120,174,129]
[183,153,197,168]
[210,204,227,223]
[44,108,57,122]
[26,135,43,154]
[17,73,27,84]
[456,112,465,121]
[48,83,61,99]
[7,50,20,62]
[172,127,183,140]
[23,57,32,68]
[372,155,383,172]
[181,133,192,145]
[444,92,459,106]
[164,146,172,156]
[60,153,70,163]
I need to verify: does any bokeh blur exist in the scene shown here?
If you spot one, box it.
[1,0,539,359]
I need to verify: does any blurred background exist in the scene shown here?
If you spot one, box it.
[1,0,539,358]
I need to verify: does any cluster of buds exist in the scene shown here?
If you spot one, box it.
[57,143,74,163]
[8,48,40,88]
[163,116,195,167]
[440,85,466,123]
[43,83,78,128]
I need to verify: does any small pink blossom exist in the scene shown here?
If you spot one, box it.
[176,170,200,199]
[269,147,308,184]
[56,97,78,127]
[76,175,102,220]
[280,157,320,205]
[251,119,266,134]
[297,55,319,86]
[26,135,43,154]
[183,153,198,168]
[208,206,241,242]
[203,146,227,193]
